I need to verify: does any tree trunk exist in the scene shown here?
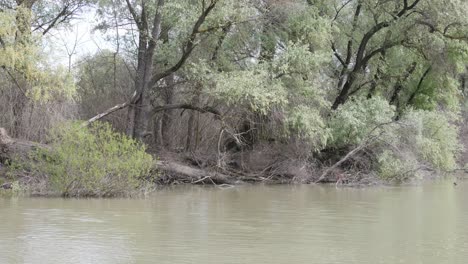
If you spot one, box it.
[127,0,164,141]
[332,73,356,109]
[12,98,25,138]
[160,75,175,148]
[185,83,202,151]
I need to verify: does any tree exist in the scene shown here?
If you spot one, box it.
[88,0,225,141]
[0,2,79,138]
[328,0,468,110]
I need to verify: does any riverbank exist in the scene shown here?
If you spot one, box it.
[0,151,383,197]
[0,127,357,192]
[1,127,465,197]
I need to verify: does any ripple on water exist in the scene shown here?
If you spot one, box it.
[0,182,467,264]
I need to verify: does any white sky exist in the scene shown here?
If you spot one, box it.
[42,7,114,69]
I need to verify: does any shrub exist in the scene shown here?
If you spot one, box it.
[328,96,396,147]
[377,151,418,183]
[32,122,154,197]
[285,105,330,150]
[375,109,460,181]
[399,110,461,170]
[327,98,460,182]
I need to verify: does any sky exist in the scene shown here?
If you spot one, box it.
[42,7,114,69]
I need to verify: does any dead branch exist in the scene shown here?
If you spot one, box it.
[313,121,395,183]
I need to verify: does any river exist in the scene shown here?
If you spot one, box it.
[1,180,467,264]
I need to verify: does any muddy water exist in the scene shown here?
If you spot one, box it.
[1,181,467,264]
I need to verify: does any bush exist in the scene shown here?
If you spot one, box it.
[399,110,461,170]
[285,105,330,150]
[375,109,460,181]
[377,151,418,183]
[327,98,460,182]
[32,122,154,197]
[328,96,395,147]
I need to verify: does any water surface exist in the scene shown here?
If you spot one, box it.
[1,181,467,263]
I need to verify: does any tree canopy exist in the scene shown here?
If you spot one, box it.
[1,0,468,187]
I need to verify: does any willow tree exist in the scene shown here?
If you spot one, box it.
[0,3,78,138]
[328,0,468,110]
[174,0,335,151]
[89,0,235,140]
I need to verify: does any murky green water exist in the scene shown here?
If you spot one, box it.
[1,181,468,264]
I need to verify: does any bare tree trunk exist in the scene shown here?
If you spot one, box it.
[154,116,164,146]
[186,111,194,151]
[126,0,164,140]
[185,83,202,151]
[11,91,28,138]
[161,74,175,148]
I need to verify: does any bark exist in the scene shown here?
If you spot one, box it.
[155,160,234,185]
[11,94,27,138]
[85,0,220,136]
[313,121,392,183]
[331,0,422,109]
[152,104,221,116]
[185,83,202,151]
[406,66,432,107]
[389,62,417,106]
[160,74,175,148]
[128,0,164,140]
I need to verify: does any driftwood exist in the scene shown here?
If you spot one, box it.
[155,160,236,185]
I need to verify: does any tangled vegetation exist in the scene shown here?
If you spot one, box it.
[0,0,467,195]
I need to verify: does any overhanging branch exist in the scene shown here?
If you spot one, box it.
[152,104,221,117]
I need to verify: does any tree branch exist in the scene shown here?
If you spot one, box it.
[314,121,395,183]
[407,66,432,106]
[125,0,141,29]
[149,0,219,86]
[332,42,346,66]
[152,104,221,117]
[81,91,138,127]
[361,40,401,67]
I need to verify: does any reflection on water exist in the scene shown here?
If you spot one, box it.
[1,181,468,264]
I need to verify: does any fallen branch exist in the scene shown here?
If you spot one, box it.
[155,160,234,184]
[81,91,137,127]
[314,121,394,183]
[152,104,221,117]
[314,143,369,183]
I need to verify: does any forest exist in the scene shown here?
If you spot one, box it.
[0,0,467,196]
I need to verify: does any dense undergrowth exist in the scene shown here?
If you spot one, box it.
[1,99,462,197]
[3,122,155,197]
[1,0,467,197]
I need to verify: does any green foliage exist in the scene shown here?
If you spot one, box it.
[3,0,465,187]
[0,181,23,197]
[328,96,396,147]
[377,151,417,183]
[285,105,329,150]
[0,7,76,101]
[0,8,36,73]
[374,109,461,181]
[284,4,332,50]
[31,122,154,197]
[400,110,461,170]
[203,66,288,114]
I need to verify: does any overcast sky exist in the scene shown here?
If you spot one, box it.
[42,7,114,69]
